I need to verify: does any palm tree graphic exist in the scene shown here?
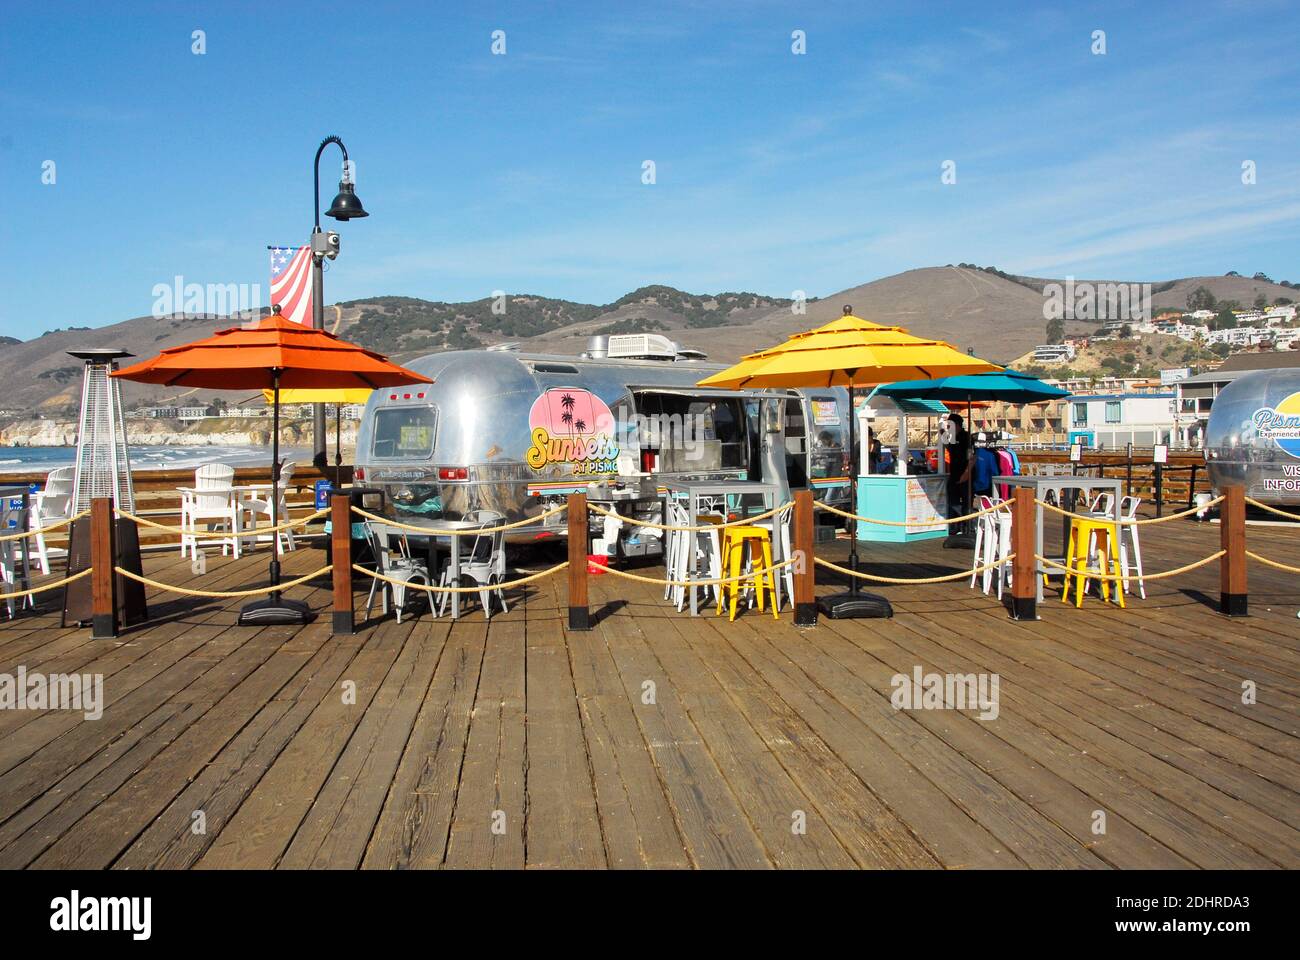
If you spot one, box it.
[560,393,576,437]
[574,418,587,433]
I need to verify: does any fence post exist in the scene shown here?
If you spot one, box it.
[793,489,817,626]
[1125,443,1133,500]
[1187,464,1198,510]
[1220,485,1247,617]
[1010,486,1037,621]
[89,496,117,639]
[567,493,590,631]
[1154,464,1164,518]
[331,493,354,635]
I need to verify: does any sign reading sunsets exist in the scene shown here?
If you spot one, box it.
[525,388,619,475]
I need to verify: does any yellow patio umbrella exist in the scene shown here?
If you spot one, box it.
[698,305,1001,620]
[260,387,373,470]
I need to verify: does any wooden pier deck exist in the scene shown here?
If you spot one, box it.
[0,516,1297,869]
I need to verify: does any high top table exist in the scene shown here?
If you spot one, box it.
[992,475,1123,603]
[663,480,780,616]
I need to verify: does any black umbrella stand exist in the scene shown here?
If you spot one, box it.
[238,369,314,625]
[817,375,893,619]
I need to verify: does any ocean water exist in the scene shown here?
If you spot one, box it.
[0,444,314,476]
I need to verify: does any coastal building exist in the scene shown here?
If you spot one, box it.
[1030,343,1075,364]
[1066,392,1177,449]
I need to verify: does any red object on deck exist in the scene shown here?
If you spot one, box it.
[587,554,609,574]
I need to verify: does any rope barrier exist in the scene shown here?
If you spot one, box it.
[1244,498,1300,521]
[351,561,568,593]
[1033,551,1225,582]
[350,504,567,536]
[587,502,787,532]
[0,567,92,600]
[1034,497,1223,525]
[595,555,799,588]
[814,554,1012,584]
[1245,550,1300,575]
[816,499,1008,527]
[114,565,332,598]
[0,510,90,542]
[116,508,328,537]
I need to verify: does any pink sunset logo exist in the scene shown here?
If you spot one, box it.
[526,388,619,474]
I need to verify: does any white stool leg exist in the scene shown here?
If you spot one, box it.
[970,516,986,588]
[1128,523,1145,599]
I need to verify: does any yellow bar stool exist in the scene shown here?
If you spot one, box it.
[1061,516,1125,608]
[716,525,778,621]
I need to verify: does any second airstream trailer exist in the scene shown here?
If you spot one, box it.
[354,334,853,546]
[1205,367,1300,505]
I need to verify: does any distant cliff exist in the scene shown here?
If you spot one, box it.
[0,416,359,450]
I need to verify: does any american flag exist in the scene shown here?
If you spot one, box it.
[268,245,313,325]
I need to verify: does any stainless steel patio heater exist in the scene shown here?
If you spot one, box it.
[62,349,147,629]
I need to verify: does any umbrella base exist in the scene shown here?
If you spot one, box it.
[818,590,893,619]
[943,532,976,550]
[238,596,314,626]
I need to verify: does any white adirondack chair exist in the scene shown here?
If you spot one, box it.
[179,463,240,558]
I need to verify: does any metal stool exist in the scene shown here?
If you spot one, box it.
[1062,516,1125,608]
[716,525,778,621]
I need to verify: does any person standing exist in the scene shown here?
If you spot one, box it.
[944,413,972,515]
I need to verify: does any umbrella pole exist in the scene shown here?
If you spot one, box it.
[270,372,282,599]
[847,381,860,592]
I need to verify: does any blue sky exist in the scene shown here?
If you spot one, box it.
[3,0,1298,337]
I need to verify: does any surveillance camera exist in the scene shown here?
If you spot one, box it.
[325,232,340,259]
[311,230,341,260]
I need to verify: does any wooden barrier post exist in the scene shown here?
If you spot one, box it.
[1154,463,1164,518]
[1187,464,1198,510]
[1220,484,1247,617]
[89,496,117,639]
[331,493,354,635]
[567,493,590,631]
[793,489,817,626]
[1010,486,1038,621]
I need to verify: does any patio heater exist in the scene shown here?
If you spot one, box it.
[62,349,147,629]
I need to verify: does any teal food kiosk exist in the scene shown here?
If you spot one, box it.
[856,393,950,544]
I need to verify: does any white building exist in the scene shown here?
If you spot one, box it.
[1205,326,1271,348]
[1031,343,1075,364]
[1066,392,1178,449]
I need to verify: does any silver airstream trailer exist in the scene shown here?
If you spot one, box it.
[1204,368,1300,504]
[354,334,853,546]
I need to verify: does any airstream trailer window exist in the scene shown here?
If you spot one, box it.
[808,395,845,478]
[372,406,437,459]
[629,390,748,472]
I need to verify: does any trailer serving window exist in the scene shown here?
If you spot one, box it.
[371,406,437,459]
[630,390,748,472]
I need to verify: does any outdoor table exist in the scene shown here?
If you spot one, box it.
[0,485,33,609]
[662,480,780,616]
[404,518,486,620]
[994,474,1123,603]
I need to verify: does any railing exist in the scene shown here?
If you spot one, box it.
[30,483,1285,636]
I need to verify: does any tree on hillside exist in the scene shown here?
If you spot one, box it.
[1045,317,1065,344]
[1119,324,1133,339]
[1253,272,1272,282]
[1186,286,1216,312]
[1255,294,1268,310]
[1212,307,1238,330]
[1211,342,1231,357]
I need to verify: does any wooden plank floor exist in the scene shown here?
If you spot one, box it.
[0,515,1296,869]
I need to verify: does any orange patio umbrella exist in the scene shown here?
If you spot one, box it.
[114,307,431,625]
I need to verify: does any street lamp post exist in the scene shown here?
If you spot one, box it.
[310,134,368,462]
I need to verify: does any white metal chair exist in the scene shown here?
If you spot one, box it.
[665,499,723,613]
[0,499,27,618]
[363,521,430,623]
[1116,495,1146,599]
[755,502,794,611]
[179,463,240,558]
[1089,492,1115,517]
[970,495,1011,598]
[31,466,74,574]
[435,511,509,619]
[241,461,297,553]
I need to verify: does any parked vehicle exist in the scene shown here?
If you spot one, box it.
[354,334,853,545]
[1204,368,1300,505]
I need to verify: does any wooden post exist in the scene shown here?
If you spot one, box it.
[89,496,117,639]
[1187,464,1198,510]
[793,489,817,626]
[1220,484,1247,617]
[331,493,354,635]
[567,493,590,631]
[1010,486,1037,621]
[1154,464,1164,518]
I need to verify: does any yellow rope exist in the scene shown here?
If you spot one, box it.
[114,565,331,597]
[816,499,1008,527]
[1034,551,1225,582]
[1246,550,1300,574]
[587,501,787,532]
[1034,496,1223,525]
[595,555,799,588]
[116,508,327,536]
[1244,498,1300,520]
[349,504,567,535]
[814,554,1012,584]
[0,567,92,600]
[0,510,90,542]
[351,561,568,593]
